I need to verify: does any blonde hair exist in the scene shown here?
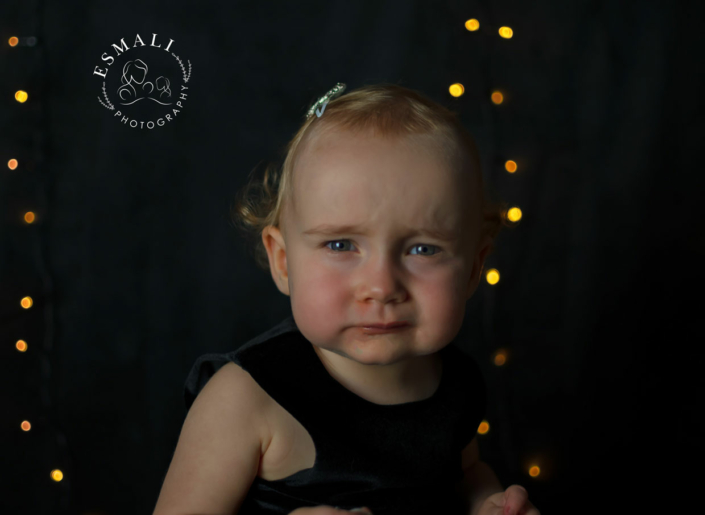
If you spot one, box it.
[231,82,512,272]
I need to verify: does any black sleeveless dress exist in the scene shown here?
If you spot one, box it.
[184,314,487,515]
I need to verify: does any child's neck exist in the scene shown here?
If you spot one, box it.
[311,345,443,405]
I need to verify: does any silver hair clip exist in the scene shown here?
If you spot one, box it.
[306,82,347,119]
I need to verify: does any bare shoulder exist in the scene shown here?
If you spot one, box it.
[152,360,273,515]
[205,361,274,451]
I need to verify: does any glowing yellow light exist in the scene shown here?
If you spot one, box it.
[25,211,35,223]
[449,83,465,97]
[499,27,514,39]
[485,268,500,285]
[15,90,29,103]
[529,466,541,477]
[507,207,522,222]
[491,91,504,104]
[505,160,517,173]
[51,469,64,482]
[465,19,480,31]
[21,296,33,309]
[8,159,19,170]
[493,350,507,366]
[21,420,31,431]
[16,340,28,352]
[9,37,19,47]
[477,420,490,435]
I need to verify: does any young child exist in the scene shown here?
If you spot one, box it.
[153,83,540,515]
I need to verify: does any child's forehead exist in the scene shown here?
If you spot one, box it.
[292,174,468,235]
[295,164,462,215]
[300,162,468,212]
[298,131,458,184]
[289,125,476,216]
[304,125,446,158]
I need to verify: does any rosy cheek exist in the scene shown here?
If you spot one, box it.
[314,270,346,292]
[296,270,346,313]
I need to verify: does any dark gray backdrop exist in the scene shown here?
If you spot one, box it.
[1,0,702,513]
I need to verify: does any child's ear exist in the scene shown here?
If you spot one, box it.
[466,234,493,299]
[475,234,493,275]
[261,225,290,296]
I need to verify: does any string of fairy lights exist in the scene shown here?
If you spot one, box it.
[5,16,537,512]
[452,19,543,482]
[7,30,72,508]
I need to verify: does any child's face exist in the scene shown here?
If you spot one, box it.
[262,129,492,366]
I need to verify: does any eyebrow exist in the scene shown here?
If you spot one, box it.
[302,223,457,241]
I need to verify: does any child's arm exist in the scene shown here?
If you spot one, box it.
[457,460,504,515]
[455,438,540,515]
[455,437,503,515]
[152,362,265,515]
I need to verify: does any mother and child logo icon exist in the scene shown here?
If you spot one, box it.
[118,58,172,105]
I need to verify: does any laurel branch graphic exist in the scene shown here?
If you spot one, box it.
[98,81,115,110]
[172,53,192,83]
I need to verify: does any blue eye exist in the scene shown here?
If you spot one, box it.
[325,240,353,252]
[323,240,440,257]
[410,244,440,257]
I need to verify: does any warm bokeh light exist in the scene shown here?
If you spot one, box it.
[465,19,480,31]
[529,466,541,477]
[9,36,19,47]
[477,420,490,435]
[505,160,517,173]
[485,268,500,285]
[8,159,19,170]
[25,211,36,223]
[15,90,29,103]
[493,350,507,366]
[449,83,465,97]
[21,420,31,431]
[491,91,504,104]
[507,207,522,222]
[51,469,64,482]
[16,340,28,352]
[499,27,514,39]
[21,296,33,309]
